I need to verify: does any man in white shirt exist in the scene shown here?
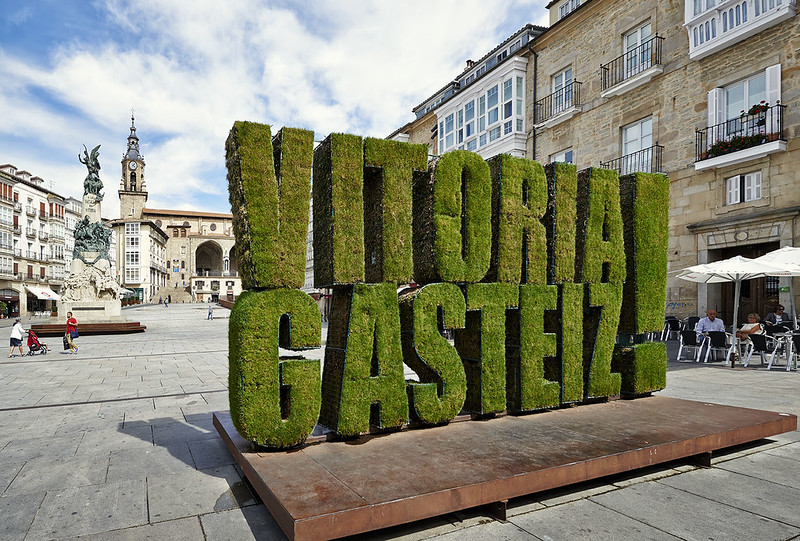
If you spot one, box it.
[696,309,725,339]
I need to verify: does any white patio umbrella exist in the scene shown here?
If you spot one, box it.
[753,246,800,330]
[677,255,790,336]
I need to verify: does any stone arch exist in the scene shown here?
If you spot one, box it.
[228,245,239,276]
[195,240,223,276]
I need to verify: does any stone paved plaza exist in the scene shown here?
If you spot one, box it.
[1,303,800,540]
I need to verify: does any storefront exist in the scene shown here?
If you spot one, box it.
[24,285,61,316]
[0,288,19,318]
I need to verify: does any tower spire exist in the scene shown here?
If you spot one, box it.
[124,109,142,161]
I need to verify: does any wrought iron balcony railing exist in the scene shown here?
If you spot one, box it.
[696,103,786,162]
[600,144,664,176]
[601,35,664,91]
[535,81,582,124]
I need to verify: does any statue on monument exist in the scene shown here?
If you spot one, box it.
[62,144,123,302]
[78,144,104,201]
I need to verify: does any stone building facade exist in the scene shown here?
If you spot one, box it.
[527,0,798,325]
[0,165,70,317]
[110,116,242,303]
[393,0,798,327]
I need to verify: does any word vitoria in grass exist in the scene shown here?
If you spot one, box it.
[226,121,669,449]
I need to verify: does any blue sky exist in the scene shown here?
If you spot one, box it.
[0,1,548,217]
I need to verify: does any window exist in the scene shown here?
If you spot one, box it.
[180,229,187,237]
[487,85,499,125]
[726,172,762,205]
[559,0,581,19]
[550,149,574,163]
[552,67,573,113]
[622,117,654,171]
[624,22,652,78]
[172,228,179,237]
[725,72,766,122]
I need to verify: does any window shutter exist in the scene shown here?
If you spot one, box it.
[708,87,725,127]
[765,64,781,106]
[726,176,740,205]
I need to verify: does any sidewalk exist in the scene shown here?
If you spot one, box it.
[0,306,798,540]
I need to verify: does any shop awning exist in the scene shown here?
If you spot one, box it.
[24,286,61,301]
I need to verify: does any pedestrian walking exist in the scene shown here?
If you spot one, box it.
[8,318,24,357]
[207,304,213,320]
[65,311,79,354]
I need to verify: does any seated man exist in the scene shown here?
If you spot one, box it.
[696,309,725,339]
[764,305,790,330]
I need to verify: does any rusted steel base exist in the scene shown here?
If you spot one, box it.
[214,396,796,541]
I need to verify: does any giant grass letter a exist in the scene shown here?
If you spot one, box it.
[226,122,313,289]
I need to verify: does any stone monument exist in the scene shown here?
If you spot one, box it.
[60,145,126,320]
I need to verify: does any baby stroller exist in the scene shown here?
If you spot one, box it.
[27,330,48,355]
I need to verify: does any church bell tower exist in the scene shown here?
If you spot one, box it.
[119,112,148,219]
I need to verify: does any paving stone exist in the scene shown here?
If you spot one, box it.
[0,432,83,464]
[25,479,147,540]
[188,438,237,470]
[152,420,215,446]
[60,516,204,540]
[588,479,800,540]
[0,461,23,493]
[660,466,800,528]
[424,519,533,540]
[4,454,108,495]
[74,424,153,456]
[716,451,800,490]
[147,465,255,523]
[0,491,45,540]
[106,444,196,481]
[510,498,678,540]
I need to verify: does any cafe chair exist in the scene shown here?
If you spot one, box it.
[788,334,800,372]
[703,331,734,364]
[743,333,779,368]
[661,317,681,341]
[683,316,700,332]
[676,331,702,362]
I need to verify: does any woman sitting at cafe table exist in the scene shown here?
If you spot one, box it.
[735,313,765,342]
[764,305,790,329]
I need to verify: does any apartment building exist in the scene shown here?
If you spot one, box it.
[392,0,798,327]
[0,165,70,317]
[529,0,797,324]
[389,24,545,158]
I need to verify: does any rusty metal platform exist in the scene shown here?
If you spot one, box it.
[214,396,796,540]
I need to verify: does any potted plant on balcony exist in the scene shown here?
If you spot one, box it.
[741,101,770,126]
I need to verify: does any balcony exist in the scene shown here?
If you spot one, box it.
[534,82,582,129]
[0,243,12,254]
[25,206,36,217]
[13,202,21,213]
[0,220,11,230]
[13,225,20,235]
[601,36,664,98]
[14,249,22,258]
[686,0,797,61]
[49,213,64,223]
[695,103,786,170]
[39,210,48,219]
[38,231,48,241]
[600,145,664,176]
[25,228,36,238]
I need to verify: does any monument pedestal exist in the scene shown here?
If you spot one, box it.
[215,396,796,541]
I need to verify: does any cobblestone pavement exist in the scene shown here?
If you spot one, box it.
[1,305,799,540]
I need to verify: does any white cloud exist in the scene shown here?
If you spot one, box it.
[0,0,549,215]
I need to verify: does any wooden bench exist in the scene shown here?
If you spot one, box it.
[30,321,147,337]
